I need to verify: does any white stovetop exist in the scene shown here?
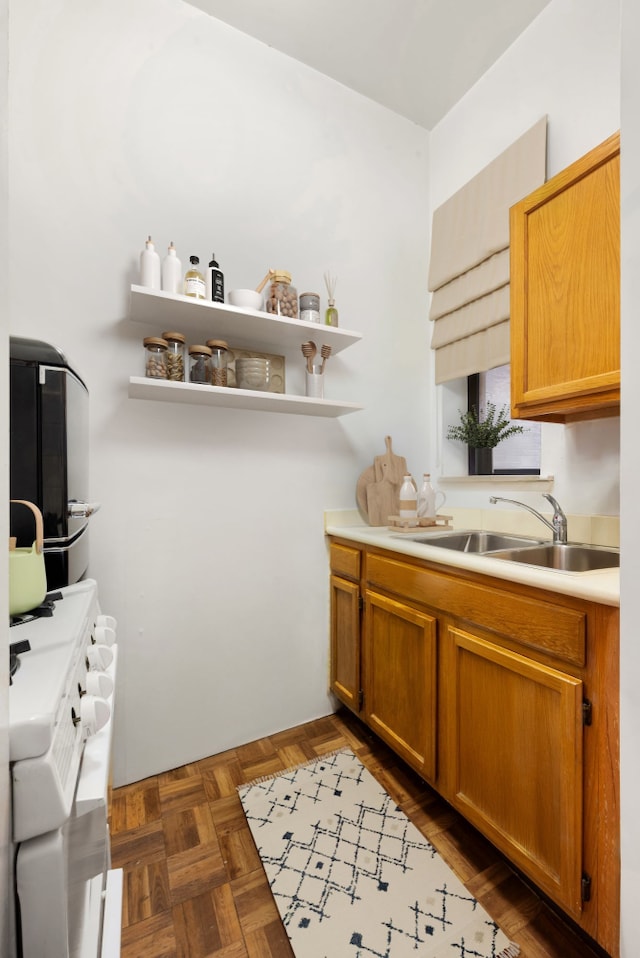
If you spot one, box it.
[9,579,98,760]
[325,511,620,608]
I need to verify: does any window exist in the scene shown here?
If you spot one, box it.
[469,365,541,474]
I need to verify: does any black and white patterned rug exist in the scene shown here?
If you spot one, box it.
[238,748,519,958]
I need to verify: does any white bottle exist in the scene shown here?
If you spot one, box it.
[399,475,418,521]
[417,474,436,519]
[161,242,182,294]
[140,235,161,289]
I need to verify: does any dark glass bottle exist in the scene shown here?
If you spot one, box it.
[207,253,224,303]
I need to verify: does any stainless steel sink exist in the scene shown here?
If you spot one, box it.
[396,531,545,553]
[489,542,620,572]
[391,529,619,572]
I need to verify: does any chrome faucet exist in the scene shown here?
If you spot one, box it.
[489,494,568,544]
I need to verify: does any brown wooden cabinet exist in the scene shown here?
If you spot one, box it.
[509,132,620,422]
[364,590,437,782]
[328,536,620,956]
[450,626,583,916]
[329,543,362,713]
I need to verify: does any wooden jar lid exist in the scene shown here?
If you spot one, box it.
[162,330,186,344]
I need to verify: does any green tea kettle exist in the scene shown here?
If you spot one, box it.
[9,499,47,616]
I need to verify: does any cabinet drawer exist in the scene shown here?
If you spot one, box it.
[330,543,361,582]
[366,553,586,667]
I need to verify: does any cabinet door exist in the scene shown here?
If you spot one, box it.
[510,132,620,422]
[330,575,361,713]
[363,591,437,782]
[450,627,584,916]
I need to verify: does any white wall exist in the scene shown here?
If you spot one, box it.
[429,0,621,517]
[8,0,431,786]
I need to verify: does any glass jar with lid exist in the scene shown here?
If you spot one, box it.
[143,337,168,379]
[299,292,320,324]
[265,270,298,318]
[206,339,229,386]
[162,330,186,381]
[188,344,212,384]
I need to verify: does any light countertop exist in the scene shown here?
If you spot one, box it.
[325,511,620,608]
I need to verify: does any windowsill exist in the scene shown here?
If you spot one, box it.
[440,474,554,486]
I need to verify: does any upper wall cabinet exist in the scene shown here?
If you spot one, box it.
[509,132,620,423]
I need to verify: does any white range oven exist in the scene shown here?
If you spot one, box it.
[9,578,122,958]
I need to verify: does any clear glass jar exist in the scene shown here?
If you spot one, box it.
[162,330,186,382]
[143,336,168,379]
[184,255,205,299]
[206,339,229,386]
[299,292,320,324]
[265,270,298,318]
[188,345,212,384]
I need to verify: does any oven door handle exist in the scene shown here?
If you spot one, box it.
[68,500,101,518]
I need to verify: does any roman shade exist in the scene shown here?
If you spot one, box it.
[429,117,547,384]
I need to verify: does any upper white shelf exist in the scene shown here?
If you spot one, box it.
[129,285,362,355]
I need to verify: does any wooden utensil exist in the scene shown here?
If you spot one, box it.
[255,269,275,294]
[301,341,317,373]
[320,344,332,372]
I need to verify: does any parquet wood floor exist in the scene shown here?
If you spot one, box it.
[110,709,608,958]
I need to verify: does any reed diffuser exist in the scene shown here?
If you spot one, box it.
[324,271,339,327]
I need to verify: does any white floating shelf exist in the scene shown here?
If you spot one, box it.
[129,285,362,356]
[128,377,364,418]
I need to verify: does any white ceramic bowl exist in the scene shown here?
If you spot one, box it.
[228,289,263,310]
[236,358,270,391]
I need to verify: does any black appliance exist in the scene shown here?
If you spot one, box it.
[9,336,99,590]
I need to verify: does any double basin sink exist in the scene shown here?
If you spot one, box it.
[394,530,619,572]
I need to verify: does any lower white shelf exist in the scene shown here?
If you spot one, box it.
[128,377,364,418]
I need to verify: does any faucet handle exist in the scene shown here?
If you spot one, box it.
[543,494,568,543]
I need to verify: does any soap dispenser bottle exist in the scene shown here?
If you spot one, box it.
[417,474,436,519]
[399,475,418,522]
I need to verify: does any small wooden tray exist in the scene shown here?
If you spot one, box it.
[387,515,453,532]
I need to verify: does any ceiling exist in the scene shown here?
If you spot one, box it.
[186,0,553,130]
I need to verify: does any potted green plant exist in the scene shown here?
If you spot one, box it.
[446,402,526,475]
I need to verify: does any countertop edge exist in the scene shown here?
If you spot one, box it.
[325,523,620,608]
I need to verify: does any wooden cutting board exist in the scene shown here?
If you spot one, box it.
[356,437,409,526]
[366,479,398,527]
[356,465,375,516]
[373,436,408,486]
